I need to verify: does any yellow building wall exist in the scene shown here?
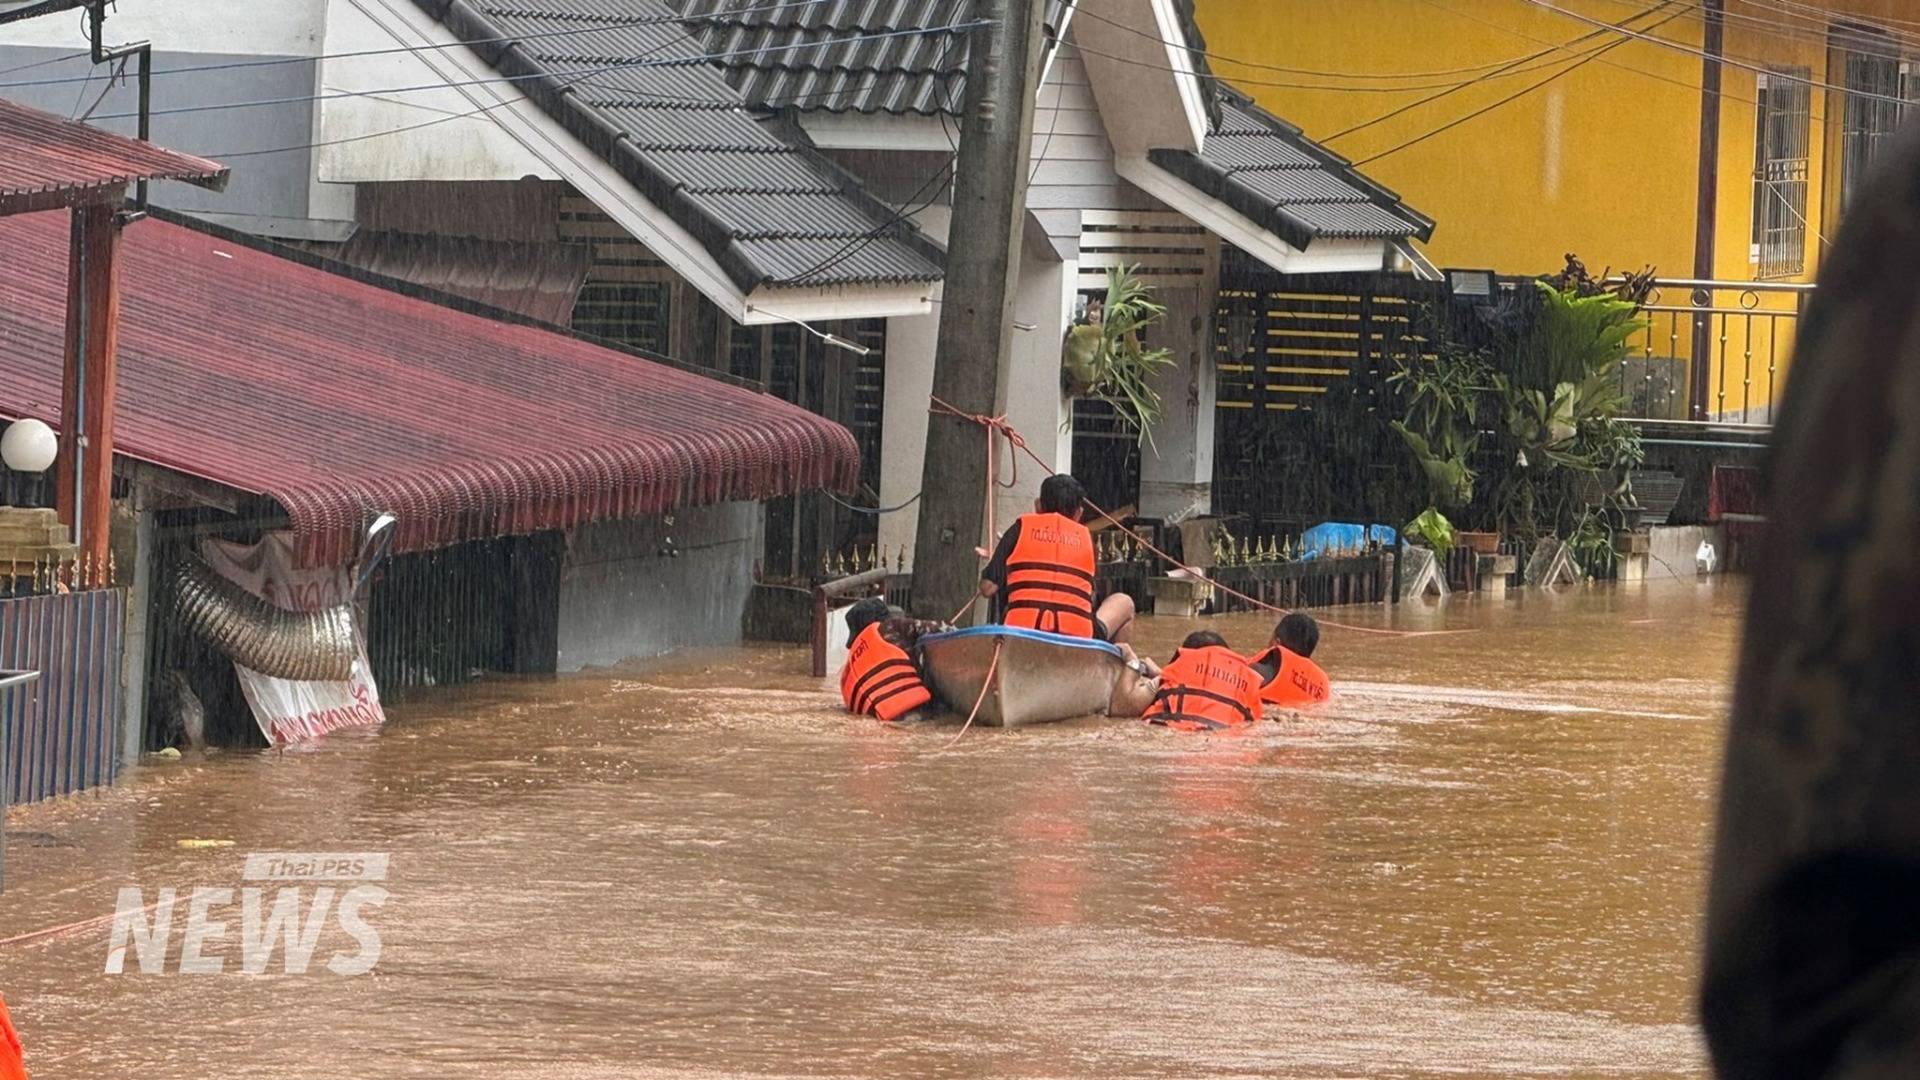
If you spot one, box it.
[1194,0,1909,420]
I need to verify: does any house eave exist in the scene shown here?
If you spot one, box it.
[1116,155,1394,275]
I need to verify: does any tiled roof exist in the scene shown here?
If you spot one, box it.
[412,0,943,291]
[0,211,861,567]
[1146,89,1434,247]
[678,0,1208,117]
[679,0,976,114]
[0,97,227,215]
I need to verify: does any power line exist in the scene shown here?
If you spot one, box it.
[1067,1,1652,83]
[1028,0,1076,183]
[0,47,87,79]
[207,0,740,159]
[776,26,965,285]
[1354,5,1694,166]
[1735,0,1920,37]
[1586,0,1920,60]
[1067,36,1626,94]
[1515,0,1919,107]
[0,0,833,89]
[1323,0,1678,143]
[81,20,993,123]
[1407,0,1832,122]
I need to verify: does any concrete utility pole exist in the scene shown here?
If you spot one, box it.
[909,0,1048,621]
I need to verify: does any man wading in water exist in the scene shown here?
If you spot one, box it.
[1703,123,1920,1077]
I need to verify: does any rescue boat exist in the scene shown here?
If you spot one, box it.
[918,625,1132,727]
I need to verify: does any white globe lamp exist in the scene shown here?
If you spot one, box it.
[1,419,58,474]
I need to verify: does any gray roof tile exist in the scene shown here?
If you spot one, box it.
[1147,89,1434,247]
[412,0,944,290]
[676,0,1102,115]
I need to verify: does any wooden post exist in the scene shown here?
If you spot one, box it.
[55,199,124,589]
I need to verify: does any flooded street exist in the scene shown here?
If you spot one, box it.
[0,580,1737,1078]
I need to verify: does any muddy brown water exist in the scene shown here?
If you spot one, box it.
[0,579,1739,1078]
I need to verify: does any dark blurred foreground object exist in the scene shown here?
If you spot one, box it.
[1703,124,1920,1078]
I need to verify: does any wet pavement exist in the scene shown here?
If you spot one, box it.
[0,578,1738,1078]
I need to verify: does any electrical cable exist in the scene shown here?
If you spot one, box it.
[1353,6,1694,167]
[0,47,87,79]
[1029,0,1075,183]
[770,24,966,286]
[73,54,122,122]
[1066,1,1665,82]
[83,20,993,123]
[0,0,835,89]
[825,490,922,515]
[1406,0,1836,121]
[1066,36,1626,94]
[1513,0,1917,107]
[1323,0,1678,143]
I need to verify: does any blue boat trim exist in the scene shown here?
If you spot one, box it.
[920,625,1125,659]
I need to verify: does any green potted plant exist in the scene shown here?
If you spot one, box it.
[1488,279,1648,570]
[1387,339,1486,552]
[1061,265,1178,446]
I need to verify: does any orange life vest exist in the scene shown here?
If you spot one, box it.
[1145,646,1265,732]
[840,623,933,722]
[1001,512,1098,638]
[1250,645,1331,708]
[0,993,25,1080]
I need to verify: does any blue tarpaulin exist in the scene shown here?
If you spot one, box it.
[1297,522,1397,560]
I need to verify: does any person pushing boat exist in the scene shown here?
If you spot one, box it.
[976,473,1137,644]
[1247,613,1331,708]
[840,598,948,722]
[1143,631,1266,732]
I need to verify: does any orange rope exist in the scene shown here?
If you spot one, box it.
[0,896,174,949]
[927,396,1446,639]
[942,637,1004,749]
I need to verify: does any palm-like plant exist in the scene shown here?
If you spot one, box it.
[1061,265,1177,446]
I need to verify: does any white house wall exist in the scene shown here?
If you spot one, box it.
[1026,44,1159,259]
[317,0,559,183]
[1071,0,1207,157]
[0,0,326,55]
[0,0,350,238]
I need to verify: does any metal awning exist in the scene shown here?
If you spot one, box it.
[0,211,860,567]
[0,97,227,216]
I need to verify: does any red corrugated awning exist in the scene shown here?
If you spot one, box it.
[0,98,228,216]
[0,212,860,566]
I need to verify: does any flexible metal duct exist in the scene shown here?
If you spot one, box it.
[169,556,359,682]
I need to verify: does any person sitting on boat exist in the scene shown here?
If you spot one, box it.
[977,473,1137,644]
[1143,631,1266,733]
[840,598,945,722]
[1248,613,1331,709]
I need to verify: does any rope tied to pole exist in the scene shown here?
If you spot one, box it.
[926,395,1452,639]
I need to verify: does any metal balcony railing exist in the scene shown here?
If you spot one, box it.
[1616,277,1814,429]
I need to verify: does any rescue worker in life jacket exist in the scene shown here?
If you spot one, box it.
[1247,613,1331,708]
[977,474,1137,643]
[0,991,26,1080]
[840,597,944,722]
[1144,631,1266,732]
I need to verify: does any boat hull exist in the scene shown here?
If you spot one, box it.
[919,626,1126,727]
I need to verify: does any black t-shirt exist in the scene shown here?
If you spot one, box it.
[980,519,1025,618]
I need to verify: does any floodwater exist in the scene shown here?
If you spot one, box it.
[0,579,1739,1078]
